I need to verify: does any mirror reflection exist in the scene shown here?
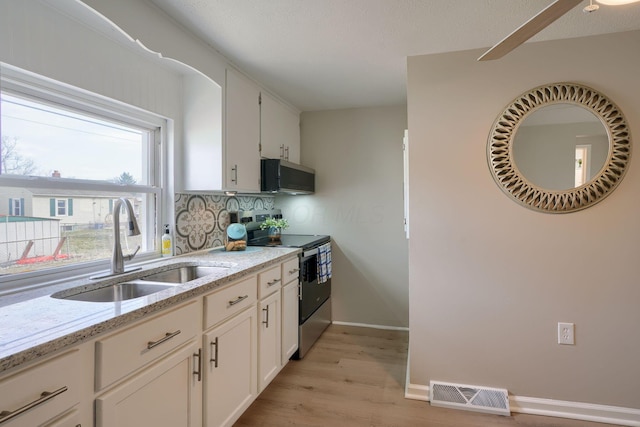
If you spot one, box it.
[512,104,609,191]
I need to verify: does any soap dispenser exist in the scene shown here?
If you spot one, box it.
[161,224,173,256]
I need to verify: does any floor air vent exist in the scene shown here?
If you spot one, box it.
[429,381,510,416]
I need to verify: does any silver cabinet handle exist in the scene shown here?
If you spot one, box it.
[228,295,248,306]
[267,278,281,287]
[262,305,270,327]
[210,337,219,368]
[231,164,238,184]
[0,386,68,424]
[284,146,289,160]
[280,144,284,159]
[298,283,302,301]
[147,330,181,350]
[288,268,300,275]
[193,348,202,382]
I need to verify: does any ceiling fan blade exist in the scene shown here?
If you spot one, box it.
[478,0,583,61]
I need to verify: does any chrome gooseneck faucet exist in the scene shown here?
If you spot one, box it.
[111,197,141,275]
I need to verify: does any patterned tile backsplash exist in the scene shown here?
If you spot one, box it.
[174,194,275,255]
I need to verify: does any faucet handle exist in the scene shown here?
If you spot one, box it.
[124,245,141,262]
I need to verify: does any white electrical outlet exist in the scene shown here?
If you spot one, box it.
[558,322,575,345]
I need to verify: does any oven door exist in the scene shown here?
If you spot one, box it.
[299,248,331,323]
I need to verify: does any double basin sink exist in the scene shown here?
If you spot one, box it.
[51,264,232,303]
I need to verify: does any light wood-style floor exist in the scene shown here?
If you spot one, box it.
[235,324,620,427]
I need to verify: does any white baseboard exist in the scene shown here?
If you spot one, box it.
[510,395,640,427]
[331,320,409,332]
[405,382,429,401]
[404,383,640,426]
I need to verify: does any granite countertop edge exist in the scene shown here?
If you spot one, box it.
[0,246,301,375]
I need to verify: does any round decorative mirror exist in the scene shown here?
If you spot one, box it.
[487,83,631,213]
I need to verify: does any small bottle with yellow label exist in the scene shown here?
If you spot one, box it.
[161,224,173,256]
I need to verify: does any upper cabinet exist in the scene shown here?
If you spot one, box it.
[260,91,300,164]
[182,68,302,193]
[183,68,260,193]
[225,68,261,192]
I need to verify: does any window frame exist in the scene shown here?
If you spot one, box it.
[10,198,22,216]
[0,63,168,294]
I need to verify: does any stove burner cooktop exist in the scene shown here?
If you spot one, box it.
[248,234,330,250]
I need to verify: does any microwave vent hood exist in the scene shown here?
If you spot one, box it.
[261,159,315,195]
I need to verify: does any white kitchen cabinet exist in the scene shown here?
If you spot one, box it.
[281,256,299,364]
[258,290,282,392]
[203,306,257,427]
[225,67,261,192]
[204,275,257,330]
[182,68,260,192]
[260,91,300,163]
[95,301,200,391]
[0,350,81,427]
[95,340,202,427]
[281,279,299,365]
[258,264,282,299]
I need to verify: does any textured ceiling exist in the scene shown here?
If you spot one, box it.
[148,0,640,111]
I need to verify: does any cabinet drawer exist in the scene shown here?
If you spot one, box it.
[0,350,80,427]
[95,301,199,390]
[204,275,257,330]
[258,265,282,299]
[281,257,300,285]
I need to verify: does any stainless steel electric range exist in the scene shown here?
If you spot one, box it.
[229,209,331,359]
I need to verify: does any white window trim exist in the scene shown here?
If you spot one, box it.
[11,198,21,216]
[0,63,169,295]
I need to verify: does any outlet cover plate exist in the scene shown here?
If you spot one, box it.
[558,322,575,345]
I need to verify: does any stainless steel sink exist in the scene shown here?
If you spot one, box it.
[51,263,232,302]
[53,282,175,302]
[140,265,229,284]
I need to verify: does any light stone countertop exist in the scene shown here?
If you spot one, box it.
[0,246,300,375]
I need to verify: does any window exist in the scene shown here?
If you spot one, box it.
[57,199,67,216]
[0,64,165,286]
[10,198,22,216]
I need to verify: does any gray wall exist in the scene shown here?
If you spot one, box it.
[276,105,409,328]
[407,30,640,409]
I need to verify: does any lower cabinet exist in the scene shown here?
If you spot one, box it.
[281,279,299,364]
[203,306,257,427]
[0,349,81,427]
[95,340,202,427]
[258,290,282,392]
[2,256,301,427]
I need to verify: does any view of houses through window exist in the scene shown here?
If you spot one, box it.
[0,70,162,280]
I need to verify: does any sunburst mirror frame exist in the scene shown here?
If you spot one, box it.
[487,82,632,213]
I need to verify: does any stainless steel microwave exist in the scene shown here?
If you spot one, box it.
[261,159,315,195]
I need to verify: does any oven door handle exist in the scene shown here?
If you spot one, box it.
[302,248,319,259]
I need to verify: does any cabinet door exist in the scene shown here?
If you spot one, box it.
[281,280,299,365]
[282,108,300,163]
[225,68,260,192]
[204,306,257,427]
[96,341,202,427]
[260,91,300,163]
[258,291,281,392]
